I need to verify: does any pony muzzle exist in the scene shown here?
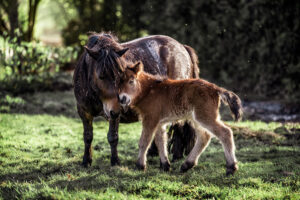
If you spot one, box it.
[103,100,121,119]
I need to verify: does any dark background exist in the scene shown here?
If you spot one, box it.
[1,0,300,102]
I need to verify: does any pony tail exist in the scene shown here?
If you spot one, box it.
[219,90,243,121]
[184,45,199,78]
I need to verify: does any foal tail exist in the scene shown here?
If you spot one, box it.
[219,89,243,121]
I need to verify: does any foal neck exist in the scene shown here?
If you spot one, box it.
[133,72,164,103]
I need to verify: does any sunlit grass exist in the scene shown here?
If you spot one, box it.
[227,120,300,132]
[0,113,299,199]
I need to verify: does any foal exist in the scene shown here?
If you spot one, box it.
[118,62,243,175]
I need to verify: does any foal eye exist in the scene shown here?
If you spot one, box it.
[129,79,134,85]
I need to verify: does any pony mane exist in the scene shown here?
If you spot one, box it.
[86,32,127,86]
[74,32,128,97]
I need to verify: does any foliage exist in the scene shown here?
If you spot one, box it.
[0,0,41,41]
[0,34,79,78]
[0,114,299,199]
[141,0,300,102]
[62,0,147,45]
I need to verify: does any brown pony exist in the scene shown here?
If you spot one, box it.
[118,62,243,175]
[73,33,199,167]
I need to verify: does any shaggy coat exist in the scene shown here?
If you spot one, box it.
[118,62,243,175]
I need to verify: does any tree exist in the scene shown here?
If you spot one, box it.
[0,0,20,39]
[25,0,42,41]
[0,0,42,41]
[62,0,147,45]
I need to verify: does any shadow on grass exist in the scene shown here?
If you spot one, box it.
[0,90,80,118]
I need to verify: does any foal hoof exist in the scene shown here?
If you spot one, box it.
[226,163,239,176]
[160,161,171,172]
[180,161,195,173]
[136,162,146,171]
[111,156,120,166]
[82,157,92,168]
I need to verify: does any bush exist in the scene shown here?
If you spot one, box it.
[142,0,300,102]
[0,34,80,79]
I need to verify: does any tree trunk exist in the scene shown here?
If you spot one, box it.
[25,0,41,41]
[0,0,19,38]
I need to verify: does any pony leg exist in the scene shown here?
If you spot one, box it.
[78,105,94,167]
[108,116,121,166]
[171,122,197,162]
[180,127,211,172]
[154,125,170,171]
[136,120,158,170]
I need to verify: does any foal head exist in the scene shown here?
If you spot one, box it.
[118,62,143,109]
[84,33,129,118]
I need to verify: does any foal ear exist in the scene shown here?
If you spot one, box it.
[84,46,99,60]
[116,48,129,57]
[129,62,143,74]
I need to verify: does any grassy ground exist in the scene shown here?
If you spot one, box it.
[0,113,299,199]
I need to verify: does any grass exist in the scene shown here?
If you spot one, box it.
[0,113,299,199]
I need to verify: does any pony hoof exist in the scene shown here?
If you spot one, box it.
[226,163,238,176]
[180,161,195,173]
[160,161,171,171]
[111,156,120,166]
[136,162,146,171]
[82,157,92,168]
[172,155,183,162]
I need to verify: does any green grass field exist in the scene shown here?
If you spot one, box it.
[0,113,299,199]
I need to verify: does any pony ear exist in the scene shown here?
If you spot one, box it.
[129,62,143,74]
[116,48,129,57]
[84,46,99,60]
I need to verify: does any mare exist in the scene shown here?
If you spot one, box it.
[118,62,243,175]
[73,33,199,167]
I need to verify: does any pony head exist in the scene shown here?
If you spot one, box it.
[84,33,129,119]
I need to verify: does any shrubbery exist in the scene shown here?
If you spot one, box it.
[0,34,79,93]
[142,0,300,102]
[0,34,79,78]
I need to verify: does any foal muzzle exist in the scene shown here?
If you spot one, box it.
[118,94,131,112]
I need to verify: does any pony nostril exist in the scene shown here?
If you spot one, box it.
[110,111,119,119]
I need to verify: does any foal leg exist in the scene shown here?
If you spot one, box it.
[154,125,170,171]
[136,120,158,170]
[78,106,94,167]
[201,120,238,175]
[107,116,121,166]
[180,128,211,172]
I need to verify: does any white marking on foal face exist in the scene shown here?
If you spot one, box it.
[119,93,132,108]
